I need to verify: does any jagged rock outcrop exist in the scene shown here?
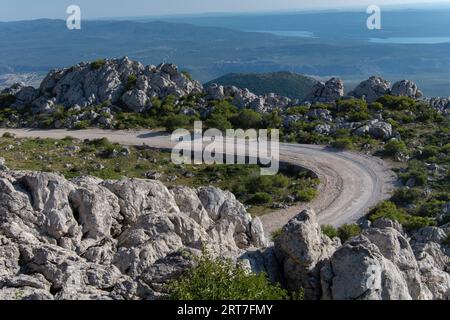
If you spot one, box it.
[427,97,450,116]
[272,209,449,300]
[349,76,391,102]
[391,80,423,99]
[274,209,339,299]
[0,170,264,300]
[304,78,344,104]
[8,57,202,114]
[205,83,292,112]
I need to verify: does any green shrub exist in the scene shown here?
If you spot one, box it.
[377,95,416,110]
[125,74,137,91]
[391,188,421,206]
[419,146,440,160]
[286,106,309,115]
[181,71,193,81]
[205,113,232,131]
[271,228,283,241]
[2,132,15,138]
[331,138,353,150]
[321,225,339,239]
[369,102,383,112]
[399,162,428,186]
[167,251,289,300]
[336,98,368,113]
[73,120,90,130]
[337,224,362,243]
[164,114,192,131]
[231,109,263,129]
[418,199,447,218]
[90,59,106,70]
[246,175,289,194]
[248,192,273,205]
[263,111,283,129]
[296,188,317,202]
[443,233,450,246]
[369,201,435,231]
[0,94,16,108]
[384,139,407,156]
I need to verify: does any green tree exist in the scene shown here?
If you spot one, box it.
[164,114,192,131]
[205,113,232,131]
[232,109,263,129]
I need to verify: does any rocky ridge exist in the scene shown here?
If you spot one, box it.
[0,169,266,300]
[250,209,449,300]
[2,58,449,119]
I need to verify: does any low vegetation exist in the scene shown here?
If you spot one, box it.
[321,224,362,242]
[167,251,291,300]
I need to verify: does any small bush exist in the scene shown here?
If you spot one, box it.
[337,224,362,243]
[286,106,309,115]
[443,233,450,246]
[73,120,90,130]
[384,139,407,156]
[336,99,368,113]
[391,188,421,206]
[167,251,289,300]
[296,188,317,202]
[271,228,283,241]
[246,175,289,194]
[205,113,232,131]
[248,192,273,205]
[164,114,192,131]
[369,201,435,231]
[231,109,263,129]
[181,71,193,81]
[2,132,15,138]
[125,74,137,91]
[90,59,106,70]
[369,102,383,112]
[321,225,339,239]
[331,138,353,150]
[0,94,16,108]
[419,145,440,160]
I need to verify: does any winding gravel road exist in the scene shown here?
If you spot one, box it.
[0,128,397,233]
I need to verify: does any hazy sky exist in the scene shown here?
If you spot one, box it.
[2,0,450,21]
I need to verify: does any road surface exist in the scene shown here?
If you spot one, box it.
[0,128,396,234]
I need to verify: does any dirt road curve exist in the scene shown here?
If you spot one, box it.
[0,128,397,233]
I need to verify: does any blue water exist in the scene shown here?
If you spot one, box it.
[369,37,450,44]
[246,30,314,38]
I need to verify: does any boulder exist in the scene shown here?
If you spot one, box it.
[349,76,391,102]
[320,235,413,300]
[121,89,151,112]
[304,78,344,104]
[368,120,393,140]
[274,209,337,299]
[391,80,423,99]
